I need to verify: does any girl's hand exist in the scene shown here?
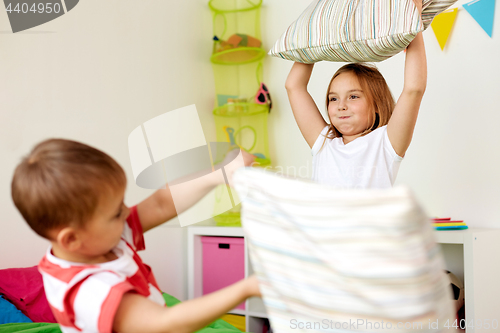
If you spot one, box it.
[412,0,423,14]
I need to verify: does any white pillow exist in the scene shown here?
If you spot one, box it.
[233,168,455,332]
[269,0,457,63]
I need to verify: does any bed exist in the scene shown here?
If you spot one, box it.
[0,266,243,333]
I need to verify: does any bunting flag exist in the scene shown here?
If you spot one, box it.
[463,0,496,37]
[431,8,459,50]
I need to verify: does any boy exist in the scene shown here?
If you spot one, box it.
[11,138,261,333]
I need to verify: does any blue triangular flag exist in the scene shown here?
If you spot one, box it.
[463,0,496,37]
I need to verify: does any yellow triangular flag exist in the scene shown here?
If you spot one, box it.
[431,8,459,51]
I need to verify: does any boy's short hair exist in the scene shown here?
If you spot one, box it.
[11,139,127,239]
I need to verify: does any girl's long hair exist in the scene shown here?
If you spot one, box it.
[322,63,395,144]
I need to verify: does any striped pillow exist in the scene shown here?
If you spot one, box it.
[233,168,455,332]
[269,0,457,63]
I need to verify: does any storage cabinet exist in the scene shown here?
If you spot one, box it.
[188,227,267,332]
[188,226,500,332]
[201,236,245,309]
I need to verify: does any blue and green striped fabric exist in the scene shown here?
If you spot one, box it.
[234,168,455,333]
[269,0,457,63]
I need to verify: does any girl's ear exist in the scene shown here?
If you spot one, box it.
[57,227,82,252]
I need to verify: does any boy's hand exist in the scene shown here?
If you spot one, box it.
[219,148,256,187]
[245,274,262,298]
[221,148,256,168]
[242,149,257,167]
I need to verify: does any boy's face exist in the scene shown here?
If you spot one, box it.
[76,188,130,260]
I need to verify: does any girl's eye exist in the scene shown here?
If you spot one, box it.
[329,97,337,102]
[350,95,359,99]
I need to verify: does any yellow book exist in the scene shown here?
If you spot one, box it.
[433,222,466,227]
[220,314,246,332]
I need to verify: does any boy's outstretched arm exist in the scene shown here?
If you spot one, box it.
[137,149,255,232]
[113,275,261,333]
[387,1,427,157]
[285,62,327,148]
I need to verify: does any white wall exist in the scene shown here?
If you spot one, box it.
[1,0,499,303]
[0,0,215,300]
[261,0,500,228]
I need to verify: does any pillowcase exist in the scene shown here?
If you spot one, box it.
[0,266,56,323]
[269,0,458,63]
[233,168,455,332]
[0,295,33,324]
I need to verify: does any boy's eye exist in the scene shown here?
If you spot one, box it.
[329,97,337,102]
[115,204,124,218]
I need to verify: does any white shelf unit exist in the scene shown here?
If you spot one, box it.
[187,226,268,332]
[188,226,500,333]
[434,228,500,332]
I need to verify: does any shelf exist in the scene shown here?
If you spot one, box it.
[211,47,266,65]
[188,226,500,332]
[433,228,500,244]
[190,226,500,244]
[213,102,268,117]
[246,310,268,318]
[189,226,245,237]
[227,309,246,316]
[209,0,262,13]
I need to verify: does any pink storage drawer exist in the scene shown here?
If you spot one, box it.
[201,236,245,310]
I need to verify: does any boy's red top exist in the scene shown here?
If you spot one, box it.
[38,206,165,333]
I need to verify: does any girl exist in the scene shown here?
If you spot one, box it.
[285,1,426,189]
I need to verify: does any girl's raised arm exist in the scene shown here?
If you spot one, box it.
[285,62,328,148]
[387,2,427,157]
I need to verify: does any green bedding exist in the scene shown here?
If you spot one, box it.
[0,293,243,333]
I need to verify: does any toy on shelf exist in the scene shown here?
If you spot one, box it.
[214,103,270,167]
[223,125,267,162]
[223,126,237,147]
[212,59,265,108]
[445,270,465,321]
[211,41,265,65]
[221,98,251,115]
[214,34,262,53]
[209,0,265,65]
[254,82,272,112]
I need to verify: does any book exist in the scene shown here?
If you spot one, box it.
[432,222,466,227]
[433,220,464,224]
[431,217,451,221]
[435,226,468,230]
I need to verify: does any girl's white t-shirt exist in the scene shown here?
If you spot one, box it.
[311,125,403,189]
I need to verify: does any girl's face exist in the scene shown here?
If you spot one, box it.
[327,72,374,140]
